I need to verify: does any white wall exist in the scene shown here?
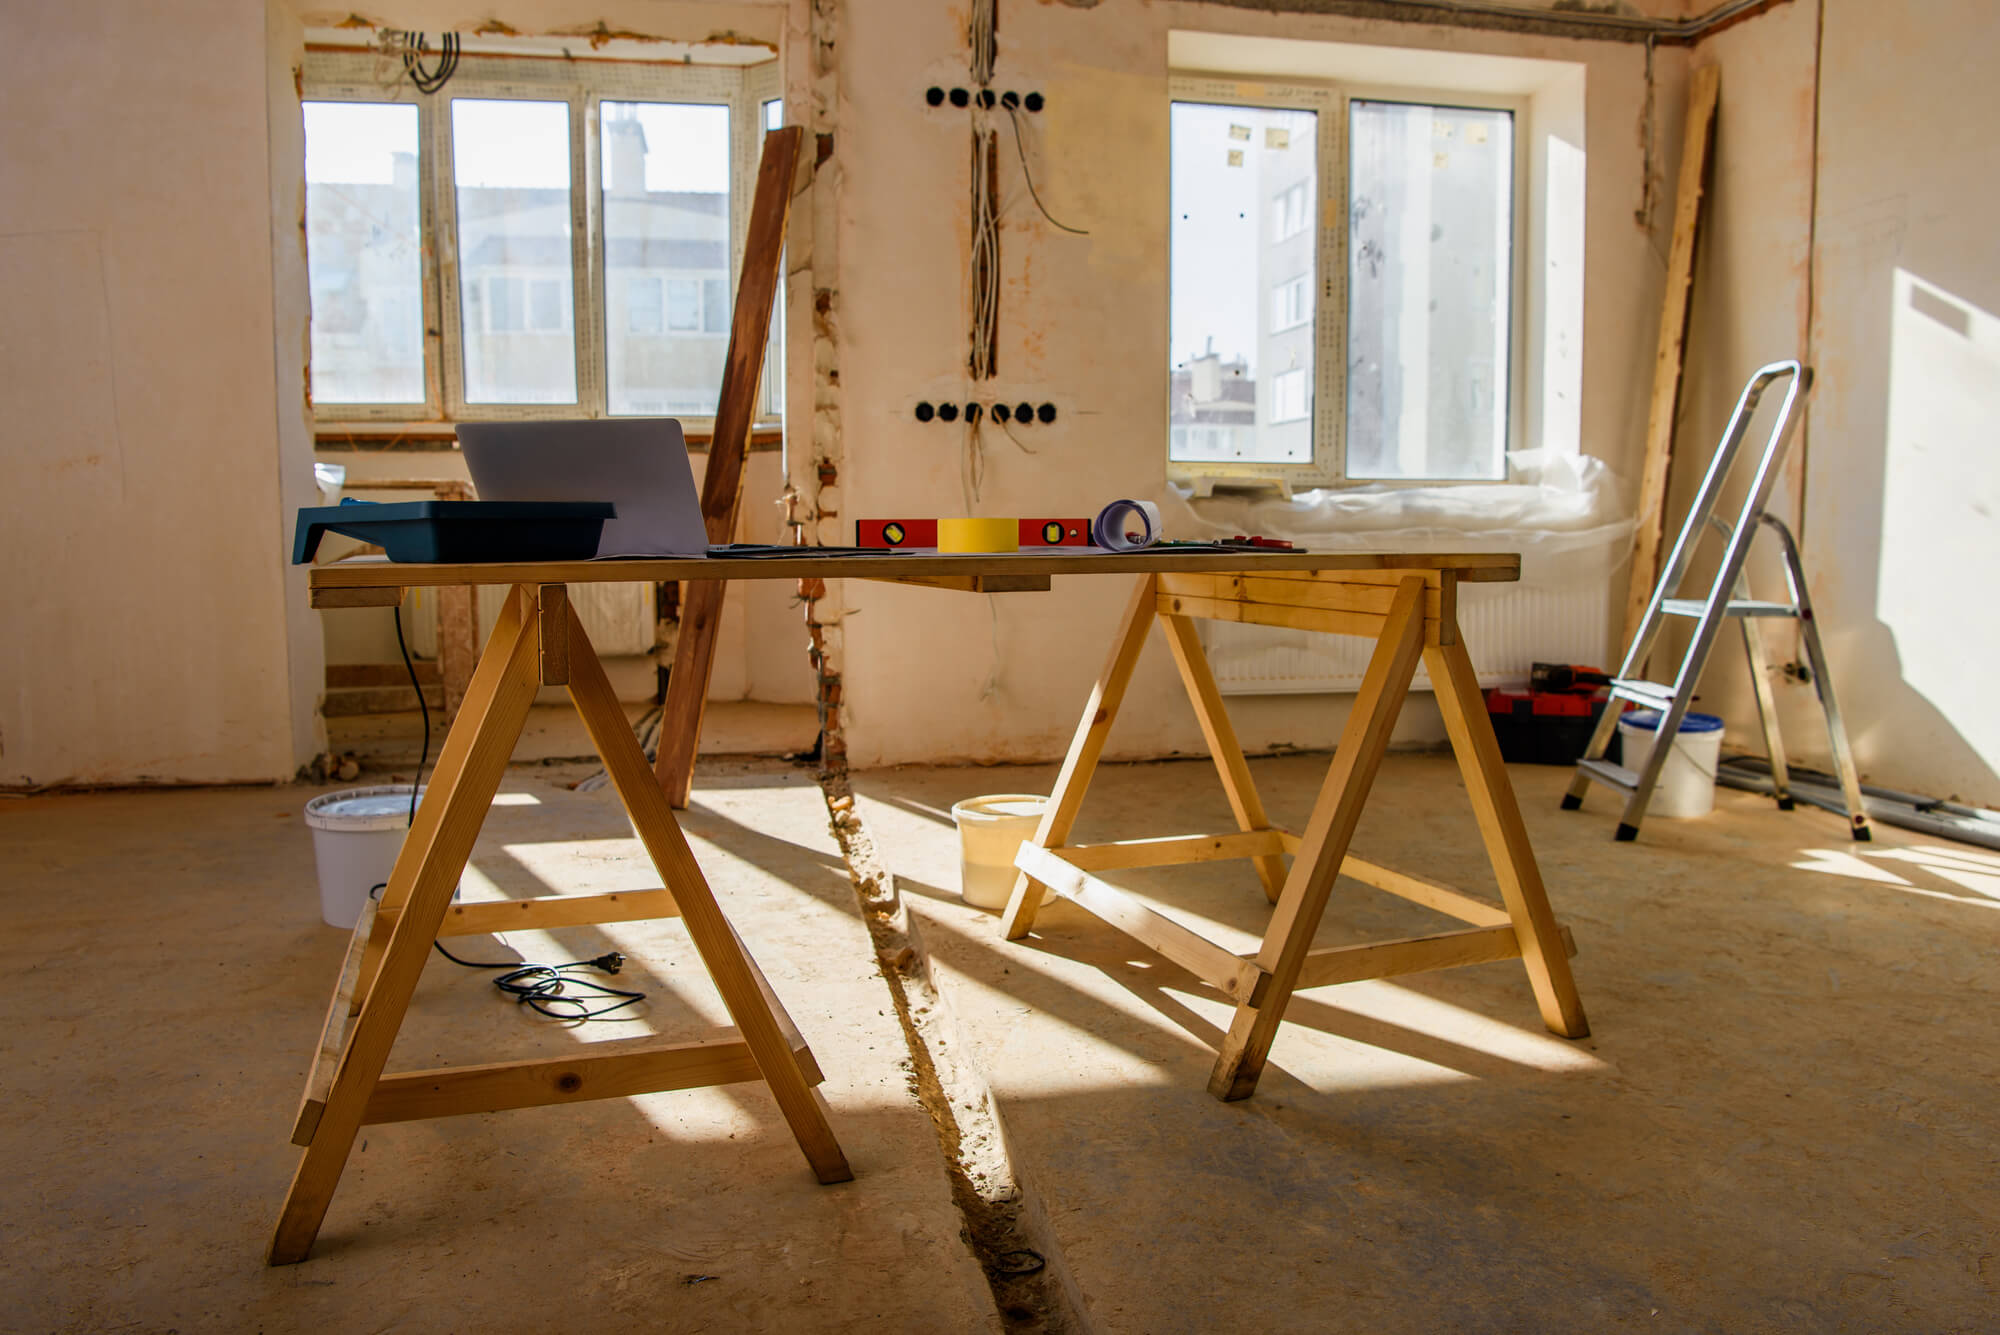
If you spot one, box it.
[0,0,319,786]
[1674,0,2000,805]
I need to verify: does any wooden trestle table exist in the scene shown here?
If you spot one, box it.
[284,549,1588,1262]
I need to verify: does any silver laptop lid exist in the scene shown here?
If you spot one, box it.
[457,418,708,558]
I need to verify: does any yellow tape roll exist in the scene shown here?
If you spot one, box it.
[937,517,1019,553]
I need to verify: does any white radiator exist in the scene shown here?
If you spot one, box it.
[1204,581,1608,694]
[405,582,656,658]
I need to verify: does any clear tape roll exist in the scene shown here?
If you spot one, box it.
[1091,499,1162,552]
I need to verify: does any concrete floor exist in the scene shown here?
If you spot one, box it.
[850,756,2000,1334]
[5,752,1997,1332]
[1,761,994,1335]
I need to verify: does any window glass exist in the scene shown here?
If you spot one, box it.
[761,96,785,417]
[1272,367,1310,422]
[627,276,662,334]
[303,101,425,404]
[601,101,731,415]
[1169,101,1318,465]
[1346,100,1512,480]
[451,99,578,404]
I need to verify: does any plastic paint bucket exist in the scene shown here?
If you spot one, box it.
[303,785,421,928]
[950,793,1050,911]
[1616,711,1724,819]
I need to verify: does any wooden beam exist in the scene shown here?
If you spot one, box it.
[865,573,1053,594]
[430,888,682,937]
[1058,828,1290,872]
[1340,856,1513,928]
[1015,843,1266,1003]
[1157,589,1397,642]
[291,897,376,1146]
[1001,576,1159,940]
[361,1034,821,1126]
[537,584,569,686]
[1292,923,1576,992]
[309,550,1524,595]
[1624,64,1721,649]
[654,126,806,807]
[311,585,403,609]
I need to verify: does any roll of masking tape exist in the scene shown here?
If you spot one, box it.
[938,517,1020,553]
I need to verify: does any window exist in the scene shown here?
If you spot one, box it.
[602,99,730,415]
[1272,275,1310,332]
[1273,182,1310,242]
[302,49,781,427]
[1272,367,1310,422]
[302,101,425,404]
[762,95,786,418]
[1168,76,1520,488]
[1345,100,1513,480]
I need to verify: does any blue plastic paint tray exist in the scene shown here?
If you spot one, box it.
[292,498,617,565]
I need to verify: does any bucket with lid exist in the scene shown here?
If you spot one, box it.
[1615,711,1724,819]
[303,785,422,928]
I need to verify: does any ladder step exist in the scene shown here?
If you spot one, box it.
[1661,598,1801,618]
[1577,759,1640,792]
[1610,679,1677,708]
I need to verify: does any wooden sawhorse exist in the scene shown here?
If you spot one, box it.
[1000,567,1590,1101]
[273,582,848,1264]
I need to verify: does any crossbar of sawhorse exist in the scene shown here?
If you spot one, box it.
[999,570,1589,1102]
[271,582,850,1265]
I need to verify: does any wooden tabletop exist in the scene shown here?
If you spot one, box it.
[308,549,1522,596]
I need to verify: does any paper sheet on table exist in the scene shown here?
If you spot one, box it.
[457,419,709,558]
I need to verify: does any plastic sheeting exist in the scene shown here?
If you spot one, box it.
[1162,449,1636,587]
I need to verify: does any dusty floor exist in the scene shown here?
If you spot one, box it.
[5,750,1996,1332]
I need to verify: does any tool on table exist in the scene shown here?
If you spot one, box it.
[1530,662,1613,694]
[1562,360,1870,843]
[858,517,1091,549]
[292,498,616,565]
[457,419,708,558]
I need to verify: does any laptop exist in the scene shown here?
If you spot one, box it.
[456,419,709,558]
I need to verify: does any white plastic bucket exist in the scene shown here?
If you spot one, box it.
[1616,711,1724,819]
[950,794,1049,911]
[303,785,422,928]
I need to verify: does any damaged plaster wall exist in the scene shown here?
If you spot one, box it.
[828,0,1680,769]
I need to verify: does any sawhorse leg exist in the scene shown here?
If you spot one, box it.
[1207,578,1429,1100]
[273,583,847,1265]
[1002,568,1590,1104]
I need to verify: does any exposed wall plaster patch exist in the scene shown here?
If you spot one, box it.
[817,773,1093,1332]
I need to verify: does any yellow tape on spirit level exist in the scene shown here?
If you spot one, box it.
[937,517,1020,553]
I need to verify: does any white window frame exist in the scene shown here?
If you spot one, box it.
[303,48,780,430]
[1168,74,1529,493]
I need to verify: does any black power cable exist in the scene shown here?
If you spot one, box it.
[385,604,646,1022]
[401,32,460,96]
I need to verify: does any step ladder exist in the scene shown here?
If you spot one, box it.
[1562,360,1871,842]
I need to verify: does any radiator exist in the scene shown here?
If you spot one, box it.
[1204,581,1608,694]
[405,582,657,659]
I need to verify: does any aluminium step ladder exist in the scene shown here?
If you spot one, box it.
[1562,360,1871,842]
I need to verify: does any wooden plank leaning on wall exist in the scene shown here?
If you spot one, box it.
[652,124,805,807]
[1623,64,1721,654]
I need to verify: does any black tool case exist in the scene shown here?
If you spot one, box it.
[292,499,616,565]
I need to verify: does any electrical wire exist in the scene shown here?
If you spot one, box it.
[392,602,428,827]
[969,0,996,88]
[399,31,460,96]
[1004,104,1088,236]
[387,603,647,1023]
